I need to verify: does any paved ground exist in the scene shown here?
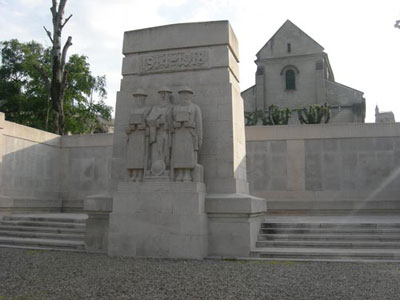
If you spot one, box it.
[1,248,400,300]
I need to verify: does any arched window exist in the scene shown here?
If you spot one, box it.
[285,69,296,90]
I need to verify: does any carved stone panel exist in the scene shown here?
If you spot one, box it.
[139,49,209,74]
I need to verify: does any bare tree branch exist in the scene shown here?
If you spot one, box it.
[43,26,53,43]
[61,69,68,91]
[50,0,57,18]
[61,36,72,67]
[58,0,68,16]
[61,14,72,29]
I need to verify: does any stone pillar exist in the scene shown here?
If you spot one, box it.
[286,140,305,191]
[84,195,113,253]
[0,112,11,216]
[0,113,4,188]
[108,21,266,258]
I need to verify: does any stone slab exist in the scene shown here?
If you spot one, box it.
[123,21,239,61]
[205,193,266,214]
[108,181,207,259]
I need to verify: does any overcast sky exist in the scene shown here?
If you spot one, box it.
[1,0,399,122]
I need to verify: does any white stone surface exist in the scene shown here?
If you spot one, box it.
[108,21,267,259]
[108,182,207,259]
[112,21,247,195]
[246,123,400,214]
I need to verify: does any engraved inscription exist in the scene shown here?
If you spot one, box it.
[140,50,209,74]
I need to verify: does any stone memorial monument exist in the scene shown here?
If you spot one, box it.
[108,21,267,259]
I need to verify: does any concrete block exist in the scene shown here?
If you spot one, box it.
[169,234,207,259]
[136,234,170,257]
[178,214,208,236]
[305,139,322,154]
[305,153,322,190]
[85,213,110,253]
[394,137,400,150]
[84,195,113,212]
[322,139,338,152]
[340,138,374,152]
[270,156,287,177]
[270,141,286,154]
[108,233,137,257]
[208,215,264,257]
[270,177,286,190]
[286,140,305,191]
[108,182,207,258]
[374,137,394,151]
[206,193,267,214]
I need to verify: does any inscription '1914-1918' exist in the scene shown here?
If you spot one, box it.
[139,50,209,74]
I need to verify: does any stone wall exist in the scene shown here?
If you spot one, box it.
[60,134,113,212]
[246,123,400,213]
[0,113,113,215]
[326,80,365,123]
[2,111,400,216]
[0,115,61,214]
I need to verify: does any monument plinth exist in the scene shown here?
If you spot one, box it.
[108,21,267,258]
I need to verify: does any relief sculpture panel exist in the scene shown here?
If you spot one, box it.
[125,86,203,182]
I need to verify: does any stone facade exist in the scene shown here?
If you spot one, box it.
[242,20,365,124]
[375,105,396,123]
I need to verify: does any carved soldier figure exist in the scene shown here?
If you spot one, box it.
[146,87,173,176]
[126,89,151,182]
[171,87,203,182]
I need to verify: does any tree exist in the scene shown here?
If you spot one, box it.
[0,39,112,134]
[38,0,73,135]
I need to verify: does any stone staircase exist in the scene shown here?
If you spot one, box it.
[0,214,87,252]
[252,216,400,262]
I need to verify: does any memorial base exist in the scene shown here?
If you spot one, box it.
[206,193,267,257]
[108,181,207,259]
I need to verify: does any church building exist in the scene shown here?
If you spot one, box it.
[242,20,366,123]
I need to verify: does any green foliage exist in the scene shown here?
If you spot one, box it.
[297,103,331,124]
[0,40,51,129]
[245,105,291,126]
[265,105,291,125]
[0,39,113,134]
[244,110,263,126]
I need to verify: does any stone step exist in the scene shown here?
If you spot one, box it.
[261,222,400,229]
[0,236,85,251]
[2,216,86,224]
[255,240,400,249]
[0,224,85,234]
[252,247,400,261]
[0,220,86,229]
[259,227,400,234]
[0,244,85,253]
[257,233,400,241]
[0,230,84,240]
[266,200,400,214]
